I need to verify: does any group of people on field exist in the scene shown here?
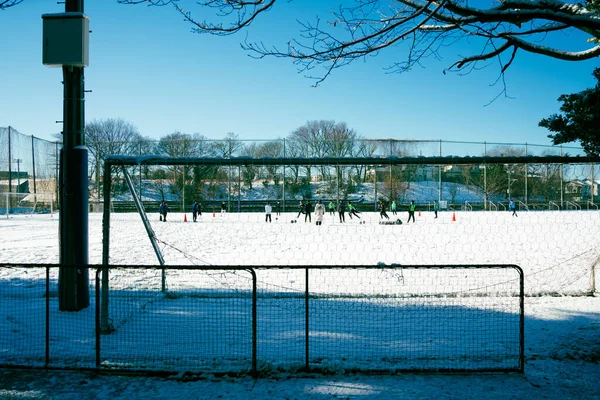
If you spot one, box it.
[378,199,432,223]
[160,197,517,223]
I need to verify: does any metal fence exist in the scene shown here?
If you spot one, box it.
[0,263,524,375]
[0,127,59,201]
[1,126,596,213]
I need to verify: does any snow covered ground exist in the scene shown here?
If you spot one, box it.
[1,210,599,399]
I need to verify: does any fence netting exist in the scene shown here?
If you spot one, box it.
[0,264,523,374]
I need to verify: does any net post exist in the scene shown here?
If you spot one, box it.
[100,160,113,334]
[45,265,50,367]
[305,267,310,372]
[121,166,166,281]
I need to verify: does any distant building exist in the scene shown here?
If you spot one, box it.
[565,179,599,201]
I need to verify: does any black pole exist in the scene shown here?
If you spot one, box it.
[7,126,12,194]
[55,142,59,206]
[58,0,89,311]
[32,136,37,198]
[45,265,50,367]
[305,267,309,372]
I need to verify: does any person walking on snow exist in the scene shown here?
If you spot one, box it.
[379,201,389,220]
[304,200,313,223]
[314,200,325,225]
[220,201,227,216]
[296,200,305,219]
[328,201,335,216]
[391,200,397,215]
[509,199,518,217]
[407,200,416,223]
[338,201,346,223]
[192,201,199,222]
[348,202,361,219]
[265,202,272,222]
[159,200,169,222]
[433,200,439,219]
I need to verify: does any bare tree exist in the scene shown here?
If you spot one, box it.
[250,140,284,185]
[123,0,600,88]
[289,120,352,182]
[213,132,244,209]
[85,118,141,195]
[155,131,205,201]
[472,145,526,203]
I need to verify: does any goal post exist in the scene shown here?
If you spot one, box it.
[102,154,600,296]
[93,153,600,372]
[0,191,54,219]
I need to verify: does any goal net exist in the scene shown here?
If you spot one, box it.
[102,155,599,297]
[96,154,599,373]
[0,192,54,219]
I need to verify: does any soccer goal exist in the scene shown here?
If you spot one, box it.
[101,154,599,295]
[0,192,54,219]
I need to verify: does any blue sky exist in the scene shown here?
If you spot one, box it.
[1,0,598,149]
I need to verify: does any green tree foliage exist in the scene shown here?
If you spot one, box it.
[539,68,600,157]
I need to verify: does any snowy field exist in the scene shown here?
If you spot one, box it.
[1,210,600,399]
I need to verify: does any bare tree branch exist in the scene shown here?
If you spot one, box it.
[0,0,23,10]
[174,0,276,35]
[119,0,600,84]
[117,0,176,5]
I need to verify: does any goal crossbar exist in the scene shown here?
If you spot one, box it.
[104,154,600,168]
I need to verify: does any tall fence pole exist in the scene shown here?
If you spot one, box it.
[55,141,60,206]
[560,145,564,207]
[7,126,12,194]
[524,143,528,207]
[101,161,114,333]
[592,164,596,204]
[282,138,286,212]
[439,139,443,204]
[305,267,310,371]
[31,136,37,198]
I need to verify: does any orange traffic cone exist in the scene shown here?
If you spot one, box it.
[213,210,216,218]
[418,211,421,217]
[452,212,456,222]
[184,214,187,222]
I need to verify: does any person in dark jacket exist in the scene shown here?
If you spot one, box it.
[304,200,313,223]
[379,201,389,220]
[159,201,169,222]
[192,201,199,222]
[338,201,346,223]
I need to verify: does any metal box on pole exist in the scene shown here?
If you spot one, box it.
[42,12,89,67]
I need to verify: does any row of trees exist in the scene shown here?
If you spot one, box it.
[87,118,579,206]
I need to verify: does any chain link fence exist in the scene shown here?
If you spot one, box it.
[0,127,59,205]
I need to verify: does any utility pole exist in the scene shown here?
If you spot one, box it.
[43,0,90,311]
[14,159,21,192]
[60,0,89,311]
